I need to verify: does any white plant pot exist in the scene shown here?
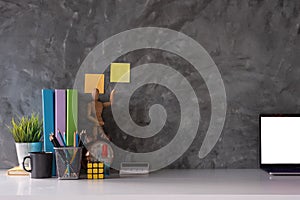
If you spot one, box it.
[15,142,42,167]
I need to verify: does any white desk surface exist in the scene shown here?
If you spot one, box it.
[1,169,300,200]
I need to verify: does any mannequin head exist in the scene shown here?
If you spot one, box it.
[91,88,99,101]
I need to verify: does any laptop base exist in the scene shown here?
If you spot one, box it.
[269,172,300,176]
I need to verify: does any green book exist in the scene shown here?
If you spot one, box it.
[66,89,78,146]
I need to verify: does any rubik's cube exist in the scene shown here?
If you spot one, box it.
[87,162,109,179]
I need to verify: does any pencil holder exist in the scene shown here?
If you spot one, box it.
[54,147,82,180]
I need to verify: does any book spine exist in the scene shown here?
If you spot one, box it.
[66,89,78,146]
[42,89,56,176]
[55,89,66,146]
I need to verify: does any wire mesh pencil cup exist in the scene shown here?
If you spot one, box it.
[54,147,82,180]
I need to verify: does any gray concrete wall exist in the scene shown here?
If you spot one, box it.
[0,0,300,169]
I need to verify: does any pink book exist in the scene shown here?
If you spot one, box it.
[55,89,66,146]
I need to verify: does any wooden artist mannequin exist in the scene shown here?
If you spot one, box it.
[87,88,115,141]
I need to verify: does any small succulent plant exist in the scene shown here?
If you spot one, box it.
[7,113,43,143]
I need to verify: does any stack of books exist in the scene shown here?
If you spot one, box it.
[42,89,78,176]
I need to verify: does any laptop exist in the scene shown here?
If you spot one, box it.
[259,114,300,175]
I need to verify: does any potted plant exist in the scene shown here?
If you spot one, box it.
[7,113,43,167]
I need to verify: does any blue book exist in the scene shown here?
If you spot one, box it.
[42,89,56,176]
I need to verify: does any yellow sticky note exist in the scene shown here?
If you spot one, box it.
[99,168,104,173]
[93,169,98,173]
[84,74,104,94]
[87,169,92,174]
[110,63,130,83]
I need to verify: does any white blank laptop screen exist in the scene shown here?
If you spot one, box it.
[261,117,300,164]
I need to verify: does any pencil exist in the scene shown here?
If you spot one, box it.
[49,133,61,147]
[73,131,76,147]
[58,130,66,147]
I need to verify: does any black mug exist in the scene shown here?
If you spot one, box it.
[22,152,53,178]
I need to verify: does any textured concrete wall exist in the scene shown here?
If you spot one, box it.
[0,0,300,169]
